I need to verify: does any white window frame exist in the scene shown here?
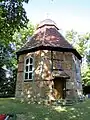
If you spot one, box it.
[24,56,34,81]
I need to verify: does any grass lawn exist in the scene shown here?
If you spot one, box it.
[0,98,90,120]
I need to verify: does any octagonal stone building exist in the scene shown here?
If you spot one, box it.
[15,19,82,101]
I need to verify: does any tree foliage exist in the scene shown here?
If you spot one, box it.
[0,0,29,45]
[0,0,33,97]
[13,22,35,50]
[0,68,16,97]
[0,21,35,97]
[82,67,90,85]
[65,30,90,85]
[65,30,89,57]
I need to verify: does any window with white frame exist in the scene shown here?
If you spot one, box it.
[24,56,34,80]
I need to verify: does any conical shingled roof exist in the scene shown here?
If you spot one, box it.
[17,19,81,60]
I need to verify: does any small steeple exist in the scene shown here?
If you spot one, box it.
[37,19,59,30]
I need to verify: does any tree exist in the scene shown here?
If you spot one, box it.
[65,30,77,44]
[82,66,90,85]
[0,0,29,45]
[65,30,90,86]
[65,30,89,57]
[13,22,35,50]
[0,0,29,77]
[0,0,36,97]
[0,22,35,97]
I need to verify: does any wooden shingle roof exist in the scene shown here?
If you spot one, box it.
[17,19,81,60]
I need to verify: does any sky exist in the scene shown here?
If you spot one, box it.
[23,0,90,34]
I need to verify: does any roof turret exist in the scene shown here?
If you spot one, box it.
[37,19,59,30]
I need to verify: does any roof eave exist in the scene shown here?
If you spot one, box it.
[16,46,82,60]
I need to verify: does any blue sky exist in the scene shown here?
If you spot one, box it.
[23,0,90,33]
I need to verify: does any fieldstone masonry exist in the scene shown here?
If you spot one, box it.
[16,50,82,101]
[15,19,82,102]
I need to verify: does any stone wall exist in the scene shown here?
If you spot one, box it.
[15,50,52,100]
[15,54,25,98]
[15,50,82,101]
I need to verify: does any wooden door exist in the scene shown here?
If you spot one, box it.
[53,78,66,99]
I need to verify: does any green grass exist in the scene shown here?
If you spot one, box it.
[0,98,90,120]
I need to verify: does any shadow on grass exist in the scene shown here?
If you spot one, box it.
[0,98,90,120]
[53,99,90,120]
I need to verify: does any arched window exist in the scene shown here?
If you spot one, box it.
[24,57,34,80]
